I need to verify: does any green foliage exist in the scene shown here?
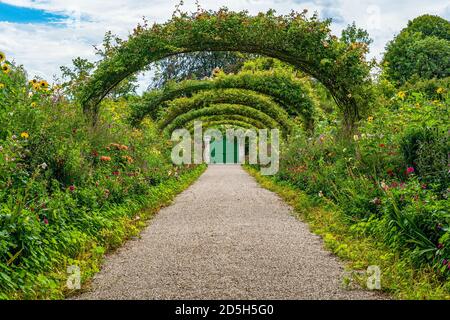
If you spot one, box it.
[131,66,316,131]
[262,79,450,289]
[0,56,203,299]
[151,51,251,88]
[61,31,138,100]
[79,9,375,132]
[383,15,450,86]
[158,88,294,134]
[163,104,280,135]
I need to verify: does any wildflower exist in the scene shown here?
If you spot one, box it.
[31,102,37,108]
[91,150,99,157]
[39,163,48,170]
[43,217,49,225]
[367,116,374,122]
[443,259,448,265]
[112,171,120,176]
[2,64,11,74]
[397,91,406,100]
[20,132,29,139]
[379,143,386,148]
[29,79,38,86]
[436,87,445,94]
[318,191,324,197]
[100,156,112,162]
[437,243,444,249]
[406,167,415,174]
[39,80,49,89]
[122,155,134,163]
[0,51,5,63]
[69,185,76,192]
[0,83,4,89]
[371,197,381,205]
[353,134,359,141]
[380,181,389,191]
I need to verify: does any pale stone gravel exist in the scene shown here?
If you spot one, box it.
[74,165,384,300]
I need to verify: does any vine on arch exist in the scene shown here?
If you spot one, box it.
[79,8,374,133]
[131,69,316,131]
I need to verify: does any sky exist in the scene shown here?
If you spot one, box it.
[0,0,449,90]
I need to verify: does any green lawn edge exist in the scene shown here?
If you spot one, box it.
[244,165,450,300]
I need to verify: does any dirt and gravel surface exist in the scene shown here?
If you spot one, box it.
[74,165,383,300]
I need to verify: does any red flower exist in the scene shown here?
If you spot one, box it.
[406,167,415,174]
[43,217,49,225]
[69,185,76,192]
[112,171,120,176]
[379,144,386,148]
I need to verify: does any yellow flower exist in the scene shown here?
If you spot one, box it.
[29,79,38,86]
[353,134,359,141]
[2,64,11,74]
[31,102,37,108]
[367,116,374,122]
[436,87,445,94]
[21,132,29,139]
[0,51,5,63]
[397,91,406,100]
[39,80,49,89]
[32,83,40,91]
[0,83,4,89]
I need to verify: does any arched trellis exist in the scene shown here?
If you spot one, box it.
[159,88,294,133]
[187,120,259,135]
[162,104,282,136]
[184,114,267,132]
[79,9,373,133]
[130,70,316,131]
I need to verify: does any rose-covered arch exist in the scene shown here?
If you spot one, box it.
[184,114,267,132]
[79,9,373,133]
[186,120,259,134]
[158,88,294,133]
[130,69,316,131]
[161,104,283,136]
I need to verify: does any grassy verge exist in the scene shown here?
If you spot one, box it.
[6,165,207,300]
[244,166,450,300]
[64,164,207,299]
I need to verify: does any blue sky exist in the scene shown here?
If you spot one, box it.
[0,0,448,89]
[0,2,67,23]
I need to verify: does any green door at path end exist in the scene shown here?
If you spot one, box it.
[210,137,239,164]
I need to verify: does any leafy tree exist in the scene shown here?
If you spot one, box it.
[341,22,373,46]
[150,51,251,89]
[61,31,138,99]
[383,15,450,86]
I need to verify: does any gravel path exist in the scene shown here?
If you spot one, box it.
[75,165,382,300]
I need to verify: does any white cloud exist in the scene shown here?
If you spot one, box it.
[1,0,448,91]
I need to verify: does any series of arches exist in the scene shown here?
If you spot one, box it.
[130,69,316,132]
[78,9,373,134]
[158,88,294,135]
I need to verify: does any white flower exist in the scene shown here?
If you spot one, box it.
[318,191,324,197]
[39,163,48,170]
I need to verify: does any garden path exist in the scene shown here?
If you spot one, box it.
[75,165,382,299]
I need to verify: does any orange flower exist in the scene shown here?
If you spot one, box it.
[122,155,134,163]
[100,156,112,162]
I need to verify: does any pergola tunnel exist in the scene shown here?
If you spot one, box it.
[78,9,374,136]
